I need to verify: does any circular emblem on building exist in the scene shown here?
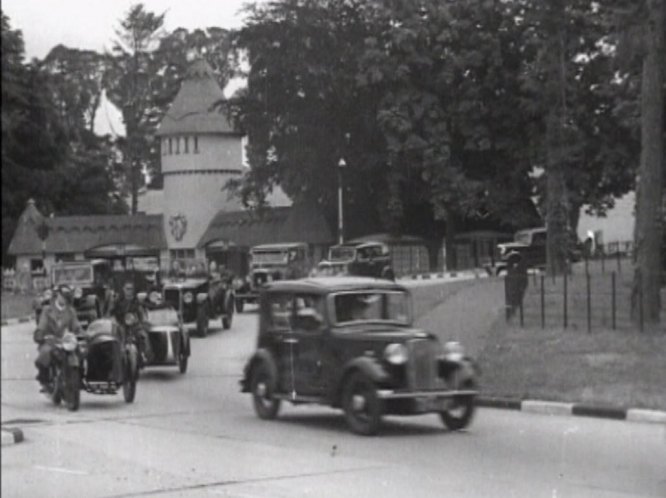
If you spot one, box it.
[169,213,188,241]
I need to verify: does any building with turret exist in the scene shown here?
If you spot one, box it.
[7,58,334,284]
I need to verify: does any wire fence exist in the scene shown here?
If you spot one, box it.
[508,245,666,332]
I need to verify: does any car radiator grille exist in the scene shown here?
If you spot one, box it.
[407,339,442,391]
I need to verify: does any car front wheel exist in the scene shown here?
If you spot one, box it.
[342,372,382,436]
[439,379,476,431]
[251,363,281,420]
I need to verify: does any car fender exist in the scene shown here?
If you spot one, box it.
[333,357,390,406]
[241,349,278,392]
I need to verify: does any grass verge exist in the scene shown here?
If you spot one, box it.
[477,319,666,411]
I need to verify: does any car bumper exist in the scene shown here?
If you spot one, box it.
[378,389,478,414]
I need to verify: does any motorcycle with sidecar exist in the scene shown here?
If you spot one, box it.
[40,319,139,410]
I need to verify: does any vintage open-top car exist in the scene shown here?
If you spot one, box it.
[234,242,311,312]
[241,277,478,435]
[39,260,113,327]
[313,241,395,280]
[162,258,234,337]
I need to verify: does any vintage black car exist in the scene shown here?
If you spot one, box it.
[162,258,234,337]
[41,260,113,327]
[313,242,395,280]
[241,277,478,435]
[234,243,311,312]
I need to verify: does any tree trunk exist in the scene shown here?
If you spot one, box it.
[544,0,570,277]
[444,210,458,271]
[632,0,664,328]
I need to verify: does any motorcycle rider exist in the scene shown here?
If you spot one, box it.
[34,285,82,390]
[109,280,152,364]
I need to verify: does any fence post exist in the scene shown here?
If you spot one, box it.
[616,250,621,274]
[601,250,605,274]
[586,272,592,333]
[540,274,545,329]
[611,272,616,330]
[638,269,644,333]
[563,271,568,329]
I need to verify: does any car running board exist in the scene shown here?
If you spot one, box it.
[274,393,326,404]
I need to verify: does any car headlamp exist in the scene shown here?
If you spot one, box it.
[233,277,243,290]
[62,332,78,352]
[74,287,83,299]
[443,341,465,361]
[384,343,408,365]
[149,291,162,305]
[183,291,194,304]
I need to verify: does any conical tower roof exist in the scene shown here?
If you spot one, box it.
[156,58,239,136]
[7,199,47,255]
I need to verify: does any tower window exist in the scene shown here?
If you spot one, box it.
[194,136,199,154]
[161,139,166,156]
[175,136,180,154]
[184,136,189,153]
[168,138,173,155]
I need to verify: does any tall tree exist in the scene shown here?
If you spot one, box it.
[104,3,166,214]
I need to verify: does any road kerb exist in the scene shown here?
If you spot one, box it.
[1,428,24,446]
[626,409,666,424]
[521,400,574,416]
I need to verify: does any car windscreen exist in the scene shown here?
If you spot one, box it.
[251,251,288,265]
[332,291,411,326]
[329,247,355,261]
[52,264,94,286]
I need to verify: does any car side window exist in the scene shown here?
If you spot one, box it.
[292,294,325,332]
[532,232,546,245]
[357,248,369,261]
[267,293,293,331]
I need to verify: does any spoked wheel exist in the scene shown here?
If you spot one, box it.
[48,366,62,405]
[342,373,382,436]
[63,365,80,412]
[123,351,138,403]
[222,299,234,330]
[178,338,189,374]
[251,364,281,420]
[439,380,476,431]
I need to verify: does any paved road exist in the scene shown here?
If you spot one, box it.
[2,309,665,497]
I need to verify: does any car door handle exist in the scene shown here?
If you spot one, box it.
[282,338,299,345]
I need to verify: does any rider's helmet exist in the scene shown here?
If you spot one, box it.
[56,284,73,303]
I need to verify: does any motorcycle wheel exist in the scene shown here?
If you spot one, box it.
[123,349,138,403]
[64,365,80,412]
[222,299,233,330]
[178,339,188,374]
[49,366,62,405]
[439,379,476,431]
[235,298,244,313]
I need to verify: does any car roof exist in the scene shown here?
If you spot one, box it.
[252,243,306,251]
[515,227,546,235]
[332,241,385,249]
[264,276,406,294]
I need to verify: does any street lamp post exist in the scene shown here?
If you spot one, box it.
[337,158,346,245]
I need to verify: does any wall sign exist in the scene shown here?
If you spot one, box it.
[169,213,188,242]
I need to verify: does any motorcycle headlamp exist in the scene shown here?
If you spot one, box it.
[384,343,408,365]
[443,341,465,361]
[149,291,162,305]
[233,277,243,290]
[74,287,83,299]
[124,312,138,326]
[183,291,194,304]
[62,332,78,352]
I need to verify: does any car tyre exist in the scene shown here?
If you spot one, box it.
[196,307,209,337]
[342,372,382,436]
[235,298,244,313]
[439,379,476,431]
[251,363,281,420]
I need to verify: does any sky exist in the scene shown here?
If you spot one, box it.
[2,0,255,136]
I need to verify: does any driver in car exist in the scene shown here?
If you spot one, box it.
[33,285,83,390]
